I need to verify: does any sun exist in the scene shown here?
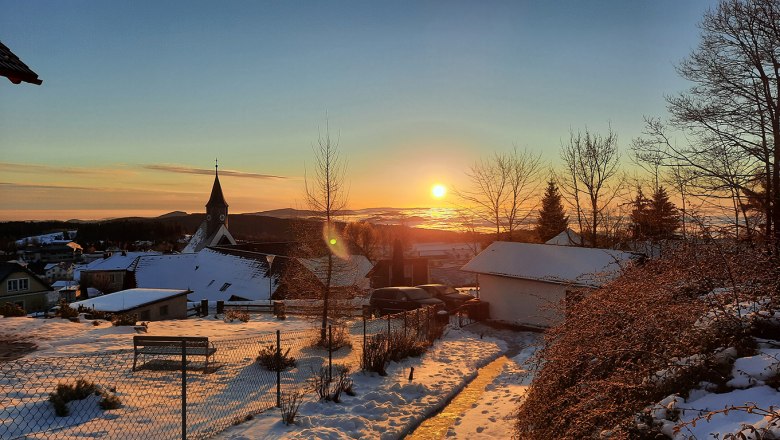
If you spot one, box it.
[431,184,447,199]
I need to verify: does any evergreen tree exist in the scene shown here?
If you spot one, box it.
[536,179,569,242]
[630,186,680,240]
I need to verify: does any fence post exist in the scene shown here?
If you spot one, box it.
[328,325,333,383]
[216,300,224,315]
[276,330,281,407]
[200,299,208,317]
[403,311,407,339]
[416,308,421,340]
[181,340,187,440]
[387,313,391,337]
[362,315,367,370]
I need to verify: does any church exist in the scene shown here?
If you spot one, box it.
[182,164,237,253]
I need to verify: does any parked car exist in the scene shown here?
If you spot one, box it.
[415,284,480,312]
[369,286,445,315]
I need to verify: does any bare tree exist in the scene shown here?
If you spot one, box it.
[455,147,542,241]
[304,121,349,342]
[559,127,624,247]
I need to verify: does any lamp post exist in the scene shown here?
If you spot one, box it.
[266,255,275,307]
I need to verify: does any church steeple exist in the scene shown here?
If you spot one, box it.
[205,159,228,236]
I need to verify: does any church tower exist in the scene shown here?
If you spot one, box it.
[205,161,228,238]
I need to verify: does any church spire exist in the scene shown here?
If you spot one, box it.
[207,159,228,209]
[205,159,228,236]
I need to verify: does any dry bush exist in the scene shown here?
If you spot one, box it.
[362,334,390,376]
[387,329,427,362]
[0,302,25,317]
[310,325,353,351]
[279,385,307,425]
[223,310,249,323]
[256,345,296,372]
[516,242,778,439]
[57,301,79,320]
[111,313,137,326]
[310,364,354,402]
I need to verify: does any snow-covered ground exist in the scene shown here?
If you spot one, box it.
[1,314,540,440]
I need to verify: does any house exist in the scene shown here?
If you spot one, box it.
[461,241,636,328]
[545,228,583,246]
[17,241,83,263]
[44,262,75,282]
[77,251,160,295]
[0,40,42,85]
[368,258,429,288]
[410,242,481,286]
[71,288,191,321]
[182,164,236,253]
[51,280,80,302]
[0,262,56,312]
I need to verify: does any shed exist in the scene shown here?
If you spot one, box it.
[461,241,635,328]
[71,288,191,321]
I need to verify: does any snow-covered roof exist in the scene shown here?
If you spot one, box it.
[51,280,78,290]
[134,248,270,302]
[299,255,373,289]
[545,228,583,246]
[461,241,635,287]
[44,263,58,271]
[14,230,77,246]
[411,242,480,257]
[182,222,236,253]
[71,288,190,313]
[79,251,160,272]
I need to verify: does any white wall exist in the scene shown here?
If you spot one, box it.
[479,275,566,327]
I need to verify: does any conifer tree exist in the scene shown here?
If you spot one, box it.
[536,179,569,242]
[630,187,652,240]
[649,186,680,239]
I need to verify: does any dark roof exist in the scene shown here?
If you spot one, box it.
[0,41,42,85]
[207,172,228,208]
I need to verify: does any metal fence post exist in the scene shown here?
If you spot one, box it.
[276,330,281,407]
[362,315,367,369]
[403,311,407,339]
[181,340,187,440]
[328,325,333,383]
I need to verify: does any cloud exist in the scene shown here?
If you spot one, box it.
[143,164,287,180]
[0,182,94,191]
[0,162,133,176]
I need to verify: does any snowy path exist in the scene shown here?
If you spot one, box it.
[216,324,540,440]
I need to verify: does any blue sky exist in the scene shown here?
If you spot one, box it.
[0,0,714,220]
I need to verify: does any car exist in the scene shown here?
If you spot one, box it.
[415,284,480,312]
[368,286,445,315]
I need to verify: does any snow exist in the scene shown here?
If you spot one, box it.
[15,230,77,246]
[727,349,780,389]
[71,288,190,313]
[134,249,272,302]
[298,255,373,289]
[76,251,160,280]
[1,313,539,440]
[544,228,582,246]
[461,241,635,287]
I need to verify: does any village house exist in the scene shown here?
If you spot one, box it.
[44,261,75,282]
[71,288,191,321]
[0,262,56,312]
[461,241,636,328]
[77,251,160,296]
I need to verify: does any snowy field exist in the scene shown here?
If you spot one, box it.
[0,314,540,440]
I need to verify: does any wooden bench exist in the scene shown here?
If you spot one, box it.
[132,336,217,373]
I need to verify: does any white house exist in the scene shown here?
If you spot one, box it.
[72,288,191,321]
[461,241,636,328]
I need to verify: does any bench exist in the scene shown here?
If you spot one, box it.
[132,336,217,373]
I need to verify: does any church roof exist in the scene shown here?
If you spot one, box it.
[207,171,228,208]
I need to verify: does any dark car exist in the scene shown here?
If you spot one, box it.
[415,284,479,312]
[369,286,445,315]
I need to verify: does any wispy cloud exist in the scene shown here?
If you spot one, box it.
[0,182,94,191]
[144,164,287,180]
[0,162,134,176]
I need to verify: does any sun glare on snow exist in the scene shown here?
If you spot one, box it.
[432,184,447,199]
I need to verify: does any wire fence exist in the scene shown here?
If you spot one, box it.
[0,305,451,440]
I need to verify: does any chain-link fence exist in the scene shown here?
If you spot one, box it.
[0,305,446,440]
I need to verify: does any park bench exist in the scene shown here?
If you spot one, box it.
[132,336,217,373]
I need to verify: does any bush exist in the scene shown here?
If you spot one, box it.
[223,310,249,323]
[98,392,122,410]
[387,329,427,362]
[310,364,353,402]
[361,334,390,376]
[257,345,296,372]
[111,313,137,326]
[311,325,353,351]
[48,379,98,417]
[0,302,25,317]
[279,386,306,425]
[515,243,777,439]
[57,301,79,320]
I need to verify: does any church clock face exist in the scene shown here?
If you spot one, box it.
[206,214,212,221]
[219,214,225,221]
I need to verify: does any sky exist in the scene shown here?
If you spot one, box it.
[0,0,715,221]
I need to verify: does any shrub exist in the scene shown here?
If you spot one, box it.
[361,334,390,376]
[0,303,25,317]
[387,329,427,362]
[311,325,353,351]
[98,392,122,410]
[223,310,249,323]
[279,386,307,425]
[48,379,98,417]
[515,243,777,439]
[57,301,79,320]
[257,345,296,371]
[111,313,137,326]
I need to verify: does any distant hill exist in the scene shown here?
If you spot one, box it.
[158,211,188,219]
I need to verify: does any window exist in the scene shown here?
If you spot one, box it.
[159,305,169,316]
[7,278,29,292]
[219,283,231,292]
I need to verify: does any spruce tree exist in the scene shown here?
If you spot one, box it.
[630,187,652,239]
[649,186,680,239]
[536,179,569,242]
